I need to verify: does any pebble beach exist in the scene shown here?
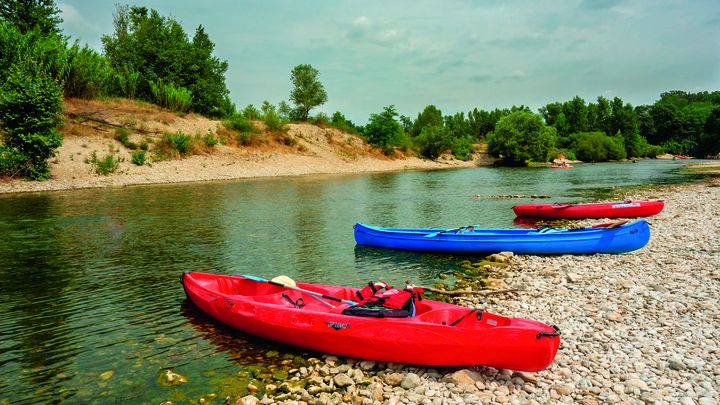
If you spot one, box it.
[230,177,719,405]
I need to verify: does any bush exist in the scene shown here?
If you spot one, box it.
[203,133,217,147]
[131,150,146,165]
[115,127,138,149]
[487,111,556,165]
[166,132,190,154]
[89,151,121,175]
[242,104,260,119]
[223,112,254,133]
[0,59,63,180]
[414,125,452,159]
[0,145,27,177]
[63,43,114,99]
[451,135,475,161]
[570,132,627,162]
[261,101,288,132]
[149,80,192,112]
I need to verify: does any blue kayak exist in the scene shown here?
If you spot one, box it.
[353,220,650,255]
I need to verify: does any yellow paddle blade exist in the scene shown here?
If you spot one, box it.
[271,275,296,287]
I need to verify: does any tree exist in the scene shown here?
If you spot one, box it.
[289,64,327,121]
[102,5,230,116]
[410,105,443,137]
[487,111,556,165]
[363,105,406,149]
[0,59,63,180]
[0,0,61,36]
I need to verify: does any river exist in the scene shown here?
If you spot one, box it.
[0,159,699,403]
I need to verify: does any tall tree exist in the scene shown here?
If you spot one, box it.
[487,111,556,165]
[0,0,61,36]
[101,5,230,117]
[410,105,443,137]
[289,64,327,121]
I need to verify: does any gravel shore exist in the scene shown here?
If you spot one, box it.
[234,178,719,405]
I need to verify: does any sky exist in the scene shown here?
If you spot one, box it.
[58,0,720,124]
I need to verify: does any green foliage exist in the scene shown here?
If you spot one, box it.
[224,112,254,133]
[0,59,63,180]
[131,149,146,166]
[111,66,140,99]
[487,111,556,165]
[63,43,114,99]
[260,101,288,132]
[410,105,443,137]
[310,112,330,126]
[149,80,192,112]
[330,111,358,134]
[451,135,474,161]
[102,5,229,116]
[89,151,121,175]
[203,133,217,147]
[0,0,62,36]
[363,105,408,148]
[289,64,327,120]
[467,108,507,140]
[165,132,190,154]
[570,132,626,162]
[114,127,138,149]
[414,125,452,159]
[242,104,260,119]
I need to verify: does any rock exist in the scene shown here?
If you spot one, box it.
[156,369,188,387]
[552,384,574,396]
[499,251,514,259]
[400,373,421,389]
[625,378,649,392]
[606,312,622,322]
[358,360,376,371]
[511,371,537,383]
[246,384,258,393]
[442,369,482,386]
[384,372,404,387]
[333,373,355,388]
[324,355,338,366]
[679,397,696,405]
[566,272,581,283]
[699,398,715,405]
[487,253,510,263]
[237,395,259,405]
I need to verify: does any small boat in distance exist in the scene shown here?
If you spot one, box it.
[181,272,560,371]
[513,200,664,219]
[550,162,573,169]
[353,220,650,255]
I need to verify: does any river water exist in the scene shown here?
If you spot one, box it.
[0,160,698,403]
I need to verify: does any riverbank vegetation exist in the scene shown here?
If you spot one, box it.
[1,1,719,181]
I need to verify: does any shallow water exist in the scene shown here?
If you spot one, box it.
[0,159,699,403]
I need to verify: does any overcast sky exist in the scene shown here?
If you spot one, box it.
[58,0,720,123]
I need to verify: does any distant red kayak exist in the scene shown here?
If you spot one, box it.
[181,272,560,371]
[513,200,664,219]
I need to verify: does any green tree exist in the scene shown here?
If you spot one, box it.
[487,111,556,165]
[102,5,230,116]
[363,105,407,149]
[0,0,61,36]
[410,105,443,137]
[414,125,451,159]
[289,64,327,121]
[0,59,63,180]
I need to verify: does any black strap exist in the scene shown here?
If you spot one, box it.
[536,324,561,339]
[282,293,305,308]
[450,309,477,326]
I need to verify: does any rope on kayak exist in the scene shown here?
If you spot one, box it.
[449,308,479,326]
[536,324,561,339]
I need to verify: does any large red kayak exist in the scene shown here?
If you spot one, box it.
[513,200,664,219]
[181,272,560,371]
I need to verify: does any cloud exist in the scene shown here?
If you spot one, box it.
[579,0,624,10]
[345,16,413,49]
[58,3,84,26]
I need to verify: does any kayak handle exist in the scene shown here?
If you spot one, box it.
[536,324,561,339]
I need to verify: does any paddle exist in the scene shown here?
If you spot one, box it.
[424,225,475,238]
[238,274,358,306]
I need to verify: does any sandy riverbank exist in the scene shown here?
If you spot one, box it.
[223,177,719,405]
[0,99,489,194]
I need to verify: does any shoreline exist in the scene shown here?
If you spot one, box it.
[209,177,719,405]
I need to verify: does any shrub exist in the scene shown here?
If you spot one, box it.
[242,104,260,119]
[0,145,27,177]
[63,43,114,99]
[261,101,288,132]
[451,135,475,161]
[487,111,556,165]
[165,132,190,154]
[570,132,627,162]
[131,150,146,166]
[203,133,217,147]
[115,127,138,149]
[414,125,452,159]
[223,112,254,133]
[89,151,121,175]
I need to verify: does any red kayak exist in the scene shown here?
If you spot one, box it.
[513,200,664,219]
[181,272,560,371]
